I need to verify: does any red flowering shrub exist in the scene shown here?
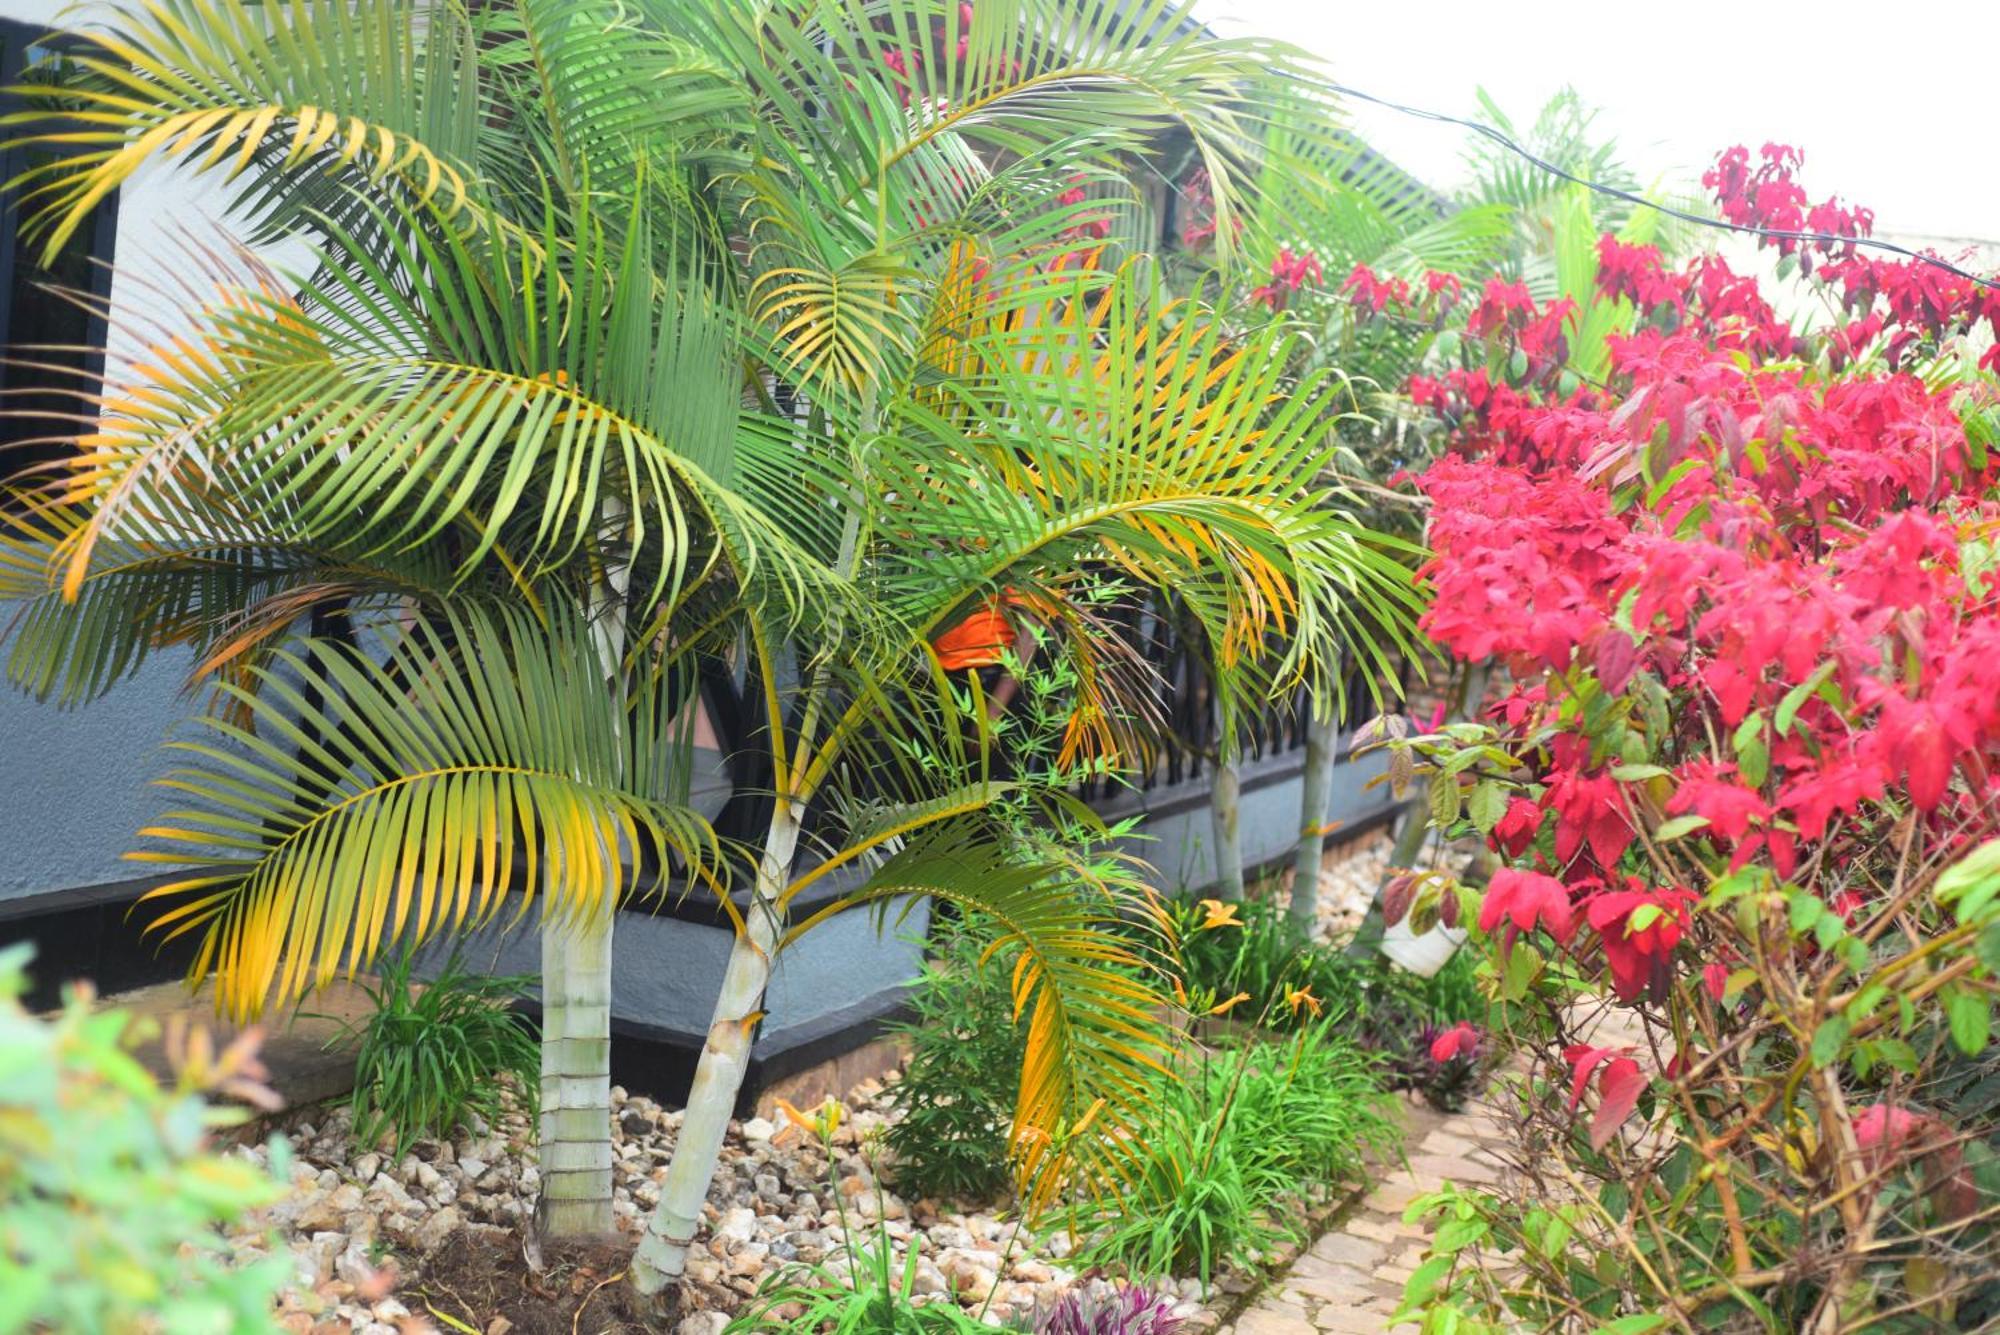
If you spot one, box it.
[1374,149,2000,1331]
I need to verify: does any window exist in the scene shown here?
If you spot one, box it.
[0,18,118,493]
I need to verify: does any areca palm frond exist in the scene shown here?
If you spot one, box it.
[476,0,749,198]
[4,0,486,258]
[738,143,1131,405]
[54,199,840,625]
[786,817,1167,1214]
[136,605,726,1020]
[0,489,456,706]
[718,0,1302,266]
[839,272,1421,748]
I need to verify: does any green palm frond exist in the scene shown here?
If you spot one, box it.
[0,490,456,706]
[713,0,1309,267]
[785,818,1169,1216]
[477,0,748,197]
[135,605,726,1020]
[49,203,837,625]
[867,269,1421,706]
[3,0,486,258]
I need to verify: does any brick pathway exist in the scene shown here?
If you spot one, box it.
[1219,1088,1516,1335]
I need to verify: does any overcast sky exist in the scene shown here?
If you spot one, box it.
[1198,0,2000,247]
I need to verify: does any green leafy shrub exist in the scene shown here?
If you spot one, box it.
[882,627,1156,1206]
[729,1241,996,1333]
[883,913,1027,1201]
[1169,894,1489,1108]
[1068,1020,1398,1289]
[0,943,293,1333]
[328,946,538,1154]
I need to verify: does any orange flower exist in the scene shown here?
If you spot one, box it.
[1198,898,1242,930]
[1207,991,1252,1016]
[1285,986,1323,1019]
[773,1096,843,1145]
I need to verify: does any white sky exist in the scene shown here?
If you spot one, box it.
[1199,0,2000,247]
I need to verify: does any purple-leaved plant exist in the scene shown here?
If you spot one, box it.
[1036,1286,1184,1335]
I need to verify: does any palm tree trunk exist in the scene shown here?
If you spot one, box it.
[535,906,615,1237]
[1287,707,1339,938]
[1208,755,1245,900]
[629,800,801,1306]
[536,501,629,1241]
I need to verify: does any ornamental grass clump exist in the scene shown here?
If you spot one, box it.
[326,946,539,1156]
[1352,143,2000,1331]
[1067,1018,1398,1290]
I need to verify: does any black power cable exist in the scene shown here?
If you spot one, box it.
[1329,81,2000,294]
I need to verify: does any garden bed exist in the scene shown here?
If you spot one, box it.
[229,1076,1225,1333]
[224,1059,1427,1333]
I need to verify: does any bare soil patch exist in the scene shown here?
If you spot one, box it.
[405,1232,681,1335]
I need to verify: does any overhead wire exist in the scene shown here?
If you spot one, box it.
[1327,81,2000,294]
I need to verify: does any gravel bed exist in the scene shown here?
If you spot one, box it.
[227,1077,1215,1333]
[226,836,1405,1333]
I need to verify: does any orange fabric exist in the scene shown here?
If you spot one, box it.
[933,605,1014,671]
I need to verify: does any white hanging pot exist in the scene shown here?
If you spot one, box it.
[1379,914,1468,978]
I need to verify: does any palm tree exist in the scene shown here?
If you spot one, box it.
[1163,96,1511,933]
[0,0,1419,1305]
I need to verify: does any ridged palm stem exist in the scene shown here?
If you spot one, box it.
[630,451,868,1308]
[535,504,630,1240]
[1288,706,1339,937]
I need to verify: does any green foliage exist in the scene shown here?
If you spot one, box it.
[0,944,292,1333]
[731,1119,996,1333]
[877,631,1155,1205]
[729,1238,996,1334]
[1067,1021,1398,1290]
[327,945,539,1156]
[1168,893,1489,1108]
[2,0,1427,1236]
[883,914,1027,1202]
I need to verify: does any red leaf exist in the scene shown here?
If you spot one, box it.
[1591,1057,1647,1150]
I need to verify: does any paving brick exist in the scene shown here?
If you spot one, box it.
[1359,1179,1424,1216]
[1404,1153,1501,1185]
[1343,1214,1403,1243]
[1306,1234,1386,1270]
[1235,1306,1318,1335]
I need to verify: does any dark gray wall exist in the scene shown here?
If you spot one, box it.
[0,653,190,902]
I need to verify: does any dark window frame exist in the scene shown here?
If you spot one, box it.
[0,17,120,489]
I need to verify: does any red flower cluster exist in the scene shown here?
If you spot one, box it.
[1410,145,2000,1040]
[1565,1043,1648,1150]
[1429,1021,1482,1063]
[1251,245,1323,311]
[1342,262,1409,314]
[1708,143,2000,370]
[1595,236,1684,315]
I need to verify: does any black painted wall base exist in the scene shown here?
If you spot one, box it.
[0,876,193,1011]
[535,988,913,1115]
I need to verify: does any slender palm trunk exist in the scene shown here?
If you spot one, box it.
[535,908,615,1237]
[629,801,800,1303]
[1208,754,1245,900]
[1288,708,1339,938]
[536,503,630,1241]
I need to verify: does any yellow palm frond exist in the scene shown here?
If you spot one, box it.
[3,0,485,258]
[135,606,726,1020]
